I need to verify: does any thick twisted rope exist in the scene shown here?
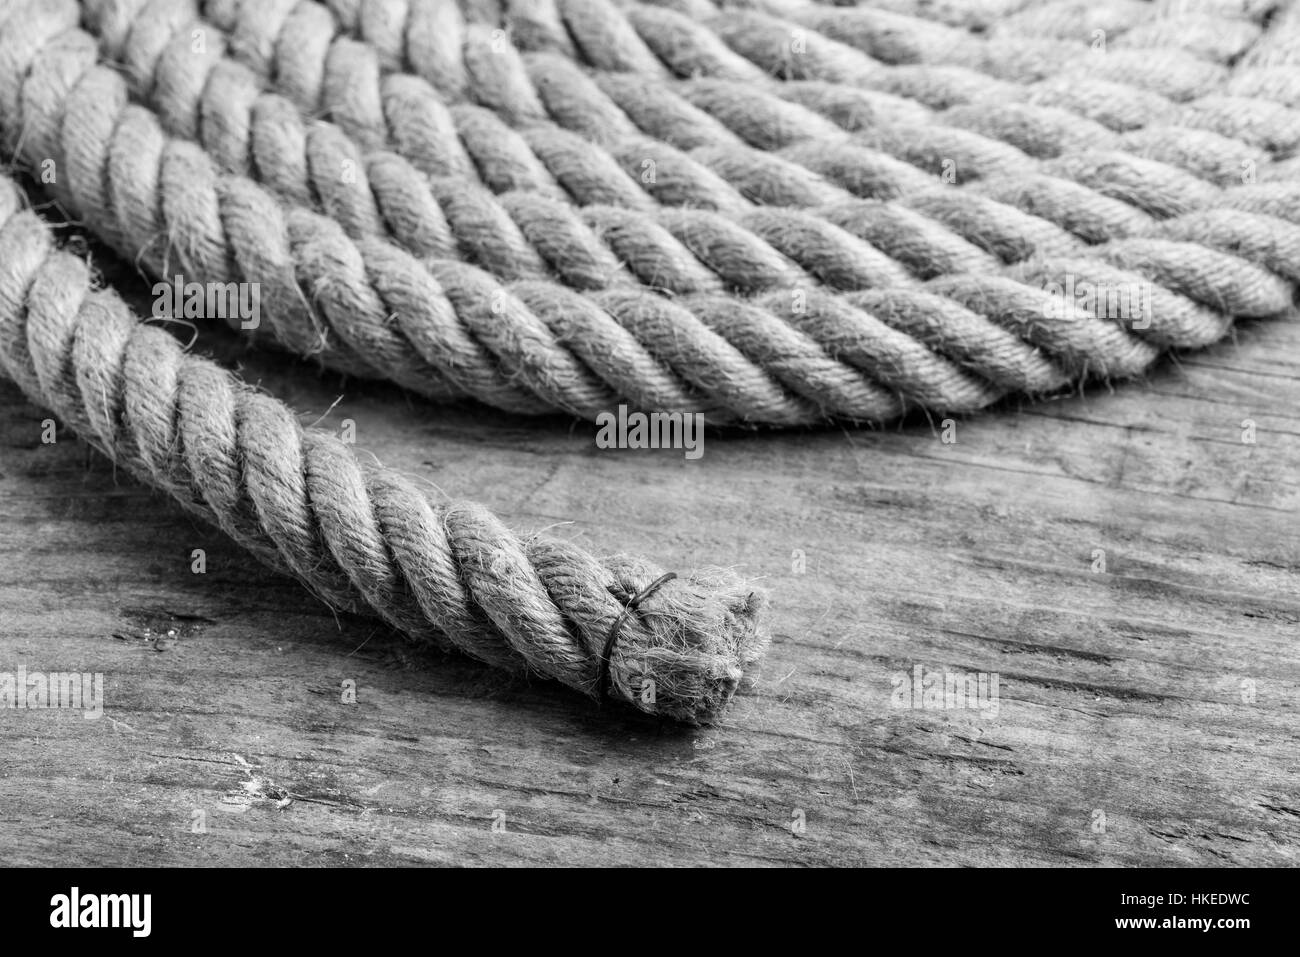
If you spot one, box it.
[70,0,1300,410]
[17,0,1058,425]
[258,0,1300,183]
[84,0,1075,308]
[501,0,1300,188]
[131,1,1298,335]
[4,1,878,425]
[660,0,1300,178]
[0,0,1099,424]
[630,0,1300,129]
[88,0,935,297]
[0,171,768,723]
[166,0,1261,250]
[800,0,1300,112]
[10,1,1297,429]
[169,0,1300,301]
[458,0,1300,305]
[619,0,1300,193]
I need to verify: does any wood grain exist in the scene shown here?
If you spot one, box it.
[1,254,1297,866]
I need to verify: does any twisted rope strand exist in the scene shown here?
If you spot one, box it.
[0,170,768,723]
[185,0,1269,227]
[185,0,1300,295]
[91,0,1045,305]
[89,0,1168,396]
[487,2,1300,302]
[637,0,1300,123]
[505,0,1300,205]
[553,0,1300,183]
[8,1,875,425]
[163,0,1297,341]
[11,0,1295,428]
[426,0,1300,163]
[0,1,1052,422]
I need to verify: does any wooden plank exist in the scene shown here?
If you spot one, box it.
[1,259,1297,867]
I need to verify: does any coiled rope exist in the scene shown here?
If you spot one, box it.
[4,0,1292,428]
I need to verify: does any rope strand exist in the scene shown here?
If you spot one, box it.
[0,171,768,723]
[149,0,1299,328]
[6,0,1296,430]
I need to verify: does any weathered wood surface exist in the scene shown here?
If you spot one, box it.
[1,257,1297,866]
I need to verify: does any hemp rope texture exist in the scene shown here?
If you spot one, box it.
[179,0,1300,330]
[639,0,1300,116]
[423,0,1300,233]
[82,0,1089,418]
[3,0,985,427]
[624,0,1300,183]
[734,0,1300,135]
[167,0,1297,281]
[173,0,1300,306]
[241,0,1300,181]
[778,0,1300,108]
[0,172,768,723]
[25,0,1294,429]
[94,0,1291,327]
[70,0,1300,411]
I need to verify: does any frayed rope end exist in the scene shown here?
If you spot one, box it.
[604,562,770,724]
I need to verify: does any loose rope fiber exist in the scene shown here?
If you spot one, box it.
[18,0,1297,429]
[0,171,768,723]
